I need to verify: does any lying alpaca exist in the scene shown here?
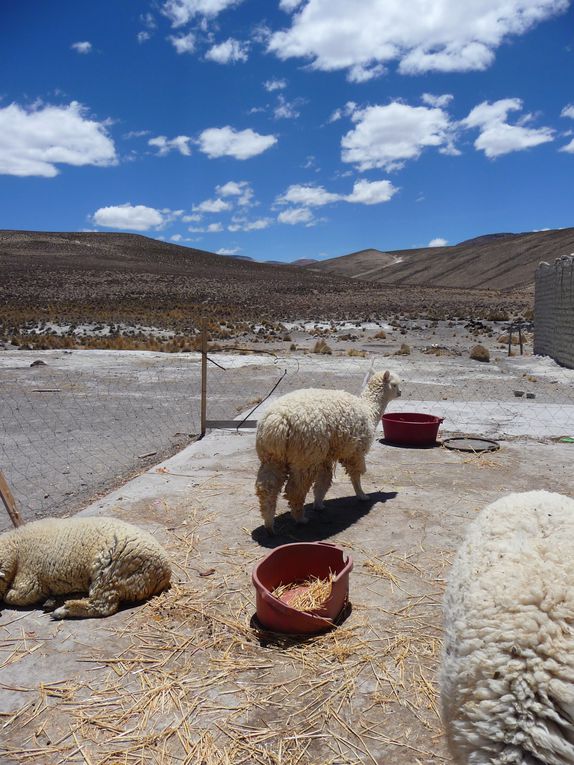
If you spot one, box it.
[0,517,171,618]
[255,370,401,532]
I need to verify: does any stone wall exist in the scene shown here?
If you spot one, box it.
[534,255,574,369]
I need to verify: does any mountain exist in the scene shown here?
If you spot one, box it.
[305,228,574,290]
[0,229,534,328]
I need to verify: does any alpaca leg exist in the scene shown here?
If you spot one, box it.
[255,462,286,533]
[341,455,369,501]
[3,576,43,607]
[284,468,314,524]
[52,592,120,620]
[313,462,333,510]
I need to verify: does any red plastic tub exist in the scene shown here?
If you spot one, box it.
[252,542,353,634]
[382,412,444,446]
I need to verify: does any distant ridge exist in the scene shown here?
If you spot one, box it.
[0,228,534,323]
[305,227,574,290]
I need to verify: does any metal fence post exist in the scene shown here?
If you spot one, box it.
[200,317,208,438]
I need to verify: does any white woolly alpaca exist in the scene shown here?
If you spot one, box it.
[440,490,574,765]
[0,517,171,619]
[255,370,401,533]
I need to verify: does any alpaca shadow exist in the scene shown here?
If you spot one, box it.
[378,437,442,450]
[251,490,398,548]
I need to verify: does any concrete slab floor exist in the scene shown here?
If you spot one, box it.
[0,428,573,764]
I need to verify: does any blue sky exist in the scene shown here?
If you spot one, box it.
[1,0,573,263]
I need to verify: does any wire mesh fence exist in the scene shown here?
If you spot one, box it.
[2,316,574,530]
[1,349,201,527]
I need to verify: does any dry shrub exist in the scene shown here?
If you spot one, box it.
[347,348,367,357]
[395,343,411,355]
[373,330,387,339]
[470,344,490,362]
[289,342,297,351]
[313,339,332,355]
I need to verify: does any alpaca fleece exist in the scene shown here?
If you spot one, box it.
[441,490,574,765]
[255,370,401,532]
[0,517,171,618]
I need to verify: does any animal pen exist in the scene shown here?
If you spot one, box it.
[1,317,574,764]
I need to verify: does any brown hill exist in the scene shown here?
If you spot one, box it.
[0,230,533,332]
[306,228,574,290]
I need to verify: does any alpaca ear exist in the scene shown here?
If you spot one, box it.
[383,370,390,381]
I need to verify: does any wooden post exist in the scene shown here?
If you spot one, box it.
[507,326,512,357]
[0,470,23,527]
[518,325,524,355]
[200,317,208,438]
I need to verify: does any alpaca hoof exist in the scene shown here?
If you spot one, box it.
[357,492,370,502]
[313,501,325,511]
[42,597,58,612]
[294,514,309,525]
[264,523,275,536]
[51,605,69,620]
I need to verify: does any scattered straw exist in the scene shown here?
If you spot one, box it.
[271,574,334,612]
[0,511,451,765]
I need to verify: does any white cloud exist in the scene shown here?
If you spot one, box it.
[268,0,568,76]
[422,93,454,108]
[264,78,287,91]
[71,41,92,54]
[347,63,385,83]
[462,98,554,158]
[171,234,183,241]
[274,94,302,120]
[197,126,277,159]
[205,38,248,63]
[277,207,315,225]
[137,31,152,43]
[280,0,304,10]
[329,101,357,123]
[188,222,224,233]
[277,184,342,207]
[217,247,241,255]
[341,102,455,171]
[0,101,116,177]
[561,104,574,119]
[162,0,241,26]
[559,138,574,153]
[182,213,202,222]
[169,33,196,53]
[193,197,231,213]
[428,237,448,247]
[216,180,254,206]
[346,178,398,204]
[148,135,192,156]
[277,178,398,210]
[93,204,166,231]
[228,216,272,231]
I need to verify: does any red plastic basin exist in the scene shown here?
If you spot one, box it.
[252,542,353,634]
[382,412,444,446]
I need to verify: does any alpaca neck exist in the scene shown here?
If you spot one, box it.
[362,392,391,426]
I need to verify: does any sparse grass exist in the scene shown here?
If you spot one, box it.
[395,343,411,356]
[373,330,387,339]
[313,339,333,354]
[470,344,490,362]
[347,348,368,357]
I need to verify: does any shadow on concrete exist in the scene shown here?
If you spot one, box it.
[249,602,354,648]
[377,438,442,450]
[251,490,398,548]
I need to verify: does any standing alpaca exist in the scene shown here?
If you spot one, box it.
[441,490,574,765]
[254,370,401,533]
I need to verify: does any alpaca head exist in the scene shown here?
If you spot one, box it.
[362,370,401,415]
